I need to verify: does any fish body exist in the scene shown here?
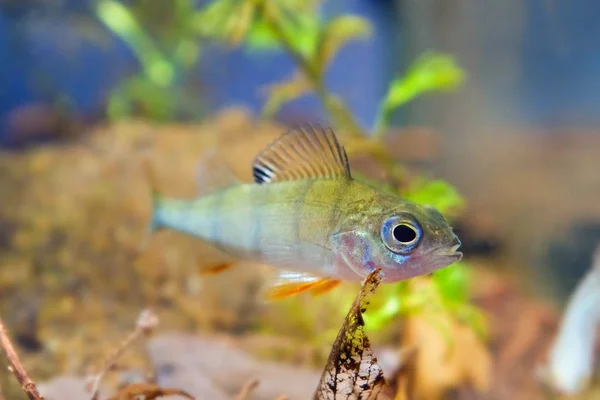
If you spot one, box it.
[148,125,462,295]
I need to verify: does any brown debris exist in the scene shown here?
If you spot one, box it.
[0,311,44,399]
[88,309,159,400]
[233,379,260,400]
[314,268,393,400]
[391,347,417,400]
[106,382,195,400]
[472,268,561,400]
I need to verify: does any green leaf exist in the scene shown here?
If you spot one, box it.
[106,87,133,121]
[195,0,321,54]
[401,177,465,216]
[193,0,248,44]
[317,15,372,70]
[244,19,280,50]
[246,12,321,56]
[106,76,179,121]
[384,52,465,110]
[96,0,175,87]
[433,262,470,303]
[173,39,201,69]
[373,52,464,137]
[261,71,313,117]
[363,295,400,330]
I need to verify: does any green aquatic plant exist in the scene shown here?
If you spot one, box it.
[97,0,483,341]
[373,52,465,137]
[191,0,483,338]
[96,0,205,120]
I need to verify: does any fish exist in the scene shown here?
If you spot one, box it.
[146,124,462,299]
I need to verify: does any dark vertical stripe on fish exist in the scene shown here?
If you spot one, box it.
[326,180,351,240]
[251,184,265,254]
[294,180,316,259]
[211,188,227,247]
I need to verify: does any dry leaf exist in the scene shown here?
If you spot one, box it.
[106,382,195,400]
[317,15,372,71]
[314,268,393,400]
[401,295,491,399]
[392,347,418,400]
[261,71,313,118]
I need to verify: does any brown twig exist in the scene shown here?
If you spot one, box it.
[0,313,44,400]
[88,309,159,400]
[233,378,259,400]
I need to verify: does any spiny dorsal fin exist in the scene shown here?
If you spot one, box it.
[252,124,352,184]
[196,148,240,196]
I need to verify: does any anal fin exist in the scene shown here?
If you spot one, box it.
[264,270,341,300]
[198,262,235,275]
[309,278,342,296]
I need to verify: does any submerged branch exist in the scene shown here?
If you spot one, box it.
[88,309,159,400]
[314,268,393,400]
[541,244,600,394]
[0,313,44,400]
[233,379,260,400]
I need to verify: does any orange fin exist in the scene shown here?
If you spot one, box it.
[265,281,319,300]
[198,262,235,275]
[310,278,342,297]
[264,269,341,300]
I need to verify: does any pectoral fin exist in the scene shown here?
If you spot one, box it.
[309,278,342,296]
[264,270,341,300]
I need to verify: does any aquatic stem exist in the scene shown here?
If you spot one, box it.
[233,378,260,400]
[0,313,44,400]
[257,0,404,185]
[257,0,364,139]
[372,101,394,140]
[541,244,600,394]
[88,309,159,400]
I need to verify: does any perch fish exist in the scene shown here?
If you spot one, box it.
[147,125,462,299]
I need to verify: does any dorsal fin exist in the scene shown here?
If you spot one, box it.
[252,124,352,184]
[196,148,239,196]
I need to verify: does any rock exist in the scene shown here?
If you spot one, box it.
[38,333,322,400]
[38,376,96,400]
[147,333,321,400]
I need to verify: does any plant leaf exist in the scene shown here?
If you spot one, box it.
[193,0,247,45]
[317,15,372,71]
[384,52,465,110]
[401,177,465,217]
[314,268,393,400]
[433,261,470,303]
[96,0,175,87]
[261,71,313,117]
[401,303,492,398]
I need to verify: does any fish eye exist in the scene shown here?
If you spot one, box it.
[393,224,418,243]
[381,215,422,254]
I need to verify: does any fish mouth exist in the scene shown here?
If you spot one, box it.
[436,239,463,260]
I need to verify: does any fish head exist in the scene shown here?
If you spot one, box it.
[332,200,462,282]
